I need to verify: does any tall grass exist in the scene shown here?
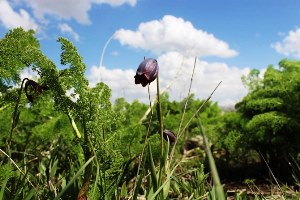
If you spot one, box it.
[127,56,228,200]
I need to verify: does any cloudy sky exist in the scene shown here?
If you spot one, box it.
[0,0,300,107]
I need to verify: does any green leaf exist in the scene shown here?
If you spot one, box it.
[0,176,9,200]
[120,181,127,198]
[23,189,36,200]
[149,161,182,200]
[147,143,158,191]
[161,139,170,168]
[49,159,58,178]
[162,141,170,199]
[162,168,170,199]
[67,113,81,138]
[54,156,95,200]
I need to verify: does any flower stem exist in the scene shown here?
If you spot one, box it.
[132,84,154,194]
[156,75,164,156]
[8,78,29,150]
[156,75,165,199]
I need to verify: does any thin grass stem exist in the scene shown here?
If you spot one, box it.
[170,57,197,162]
[131,85,154,199]
[156,75,164,156]
[259,151,285,197]
[181,81,222,135]
[156,75,165,199]
[0,148,35,188]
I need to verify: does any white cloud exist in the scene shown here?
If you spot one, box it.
[1,0,137,38]
[65,87,80,103]
[24,0,92,24]
[20,67,39,81]
[272,28,300,58]
[157,52,250,107]
[0,0,38,30]
[114,15,238,58]
[88,65,146,102]
[88,52,251,108]
[23,0,137,25]
[91,0,137,7]
[59,23,80,41]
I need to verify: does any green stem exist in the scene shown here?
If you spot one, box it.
[133,84,153,195]
[156,75,165,199]
[67,112,82,138]
[0,105,8,112]
[156,75,164,156]
[8,78,29,150]
[77,117,92,199]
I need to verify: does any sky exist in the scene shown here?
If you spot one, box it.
[1,0,300,107]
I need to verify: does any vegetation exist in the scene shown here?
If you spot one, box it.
[0,28,299,199]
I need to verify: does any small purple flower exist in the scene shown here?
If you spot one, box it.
[134,58,159,87]
[163,129,176,144]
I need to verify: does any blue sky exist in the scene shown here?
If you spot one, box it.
[1,0,300,107]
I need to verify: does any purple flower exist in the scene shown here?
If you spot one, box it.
[134,58,159,87]
[163,129,176,144]
[24,79,49,103]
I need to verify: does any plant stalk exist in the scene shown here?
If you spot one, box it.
[77,117,93,200]
[8,78,29,150]
[156,75,164,156]
[156,75,165,199]
[132,84,154,197]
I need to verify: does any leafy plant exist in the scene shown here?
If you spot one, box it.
[0,28,123,199]
[237,60,300,180]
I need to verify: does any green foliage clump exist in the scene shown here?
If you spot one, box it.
[0,28,39,84]
[0,28,124,199]
[113,98,148,157]
[236,60,300,179]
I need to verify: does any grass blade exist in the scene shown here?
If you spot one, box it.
[54,156,95,200]
[133,170,144,200]
[196,116,225,200]
[162,141,170,199]
[148,143,158,191]
[0,148,34,188]
[23,189,36,200]
[149,161,182,200]
[0,176,9,200]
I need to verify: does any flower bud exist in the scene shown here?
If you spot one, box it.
[134,58,159,87]
[163,129,176,144]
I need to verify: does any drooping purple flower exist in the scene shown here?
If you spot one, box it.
[163,129,177,144]
[24,79,49,103]
[134,58,159,87]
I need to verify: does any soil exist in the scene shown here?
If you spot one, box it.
[215,163,299,199]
